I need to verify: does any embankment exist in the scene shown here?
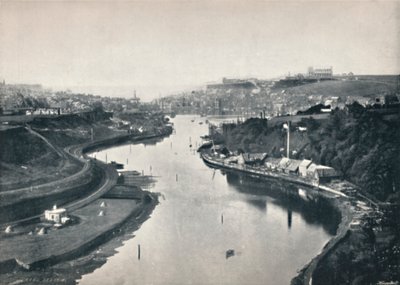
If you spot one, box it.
[0,126,75,190]
[291,198,355,285]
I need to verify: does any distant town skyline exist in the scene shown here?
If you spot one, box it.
[1,0,399,101]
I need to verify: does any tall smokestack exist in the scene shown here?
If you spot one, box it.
[287,121,290,158]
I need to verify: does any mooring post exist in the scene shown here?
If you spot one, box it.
[138,244,141,260]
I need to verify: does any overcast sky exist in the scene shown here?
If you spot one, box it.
[1,0,399,101]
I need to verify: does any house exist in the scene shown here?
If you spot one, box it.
[44,205,70,225]
[277,157,291,172]
[264,157,281,170]
[299,160,312,177]
[285,159,302,174]
[239,153,268,166]
[306,163,318,178]
[315,167,339,183]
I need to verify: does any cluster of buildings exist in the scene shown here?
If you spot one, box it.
[0,82,145,117]
[214,148,339,183]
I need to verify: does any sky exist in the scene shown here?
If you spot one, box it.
[1,0,399,101]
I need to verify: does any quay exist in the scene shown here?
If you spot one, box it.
[200,152,347,198]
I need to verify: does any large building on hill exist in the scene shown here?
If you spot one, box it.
[207,78,256,90]
[307,67,333,79]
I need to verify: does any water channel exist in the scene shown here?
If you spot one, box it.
[80,115,339,285]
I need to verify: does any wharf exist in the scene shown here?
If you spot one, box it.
[201,153,346,198]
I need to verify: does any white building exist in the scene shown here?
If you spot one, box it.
[44,205,70,225]
[299,160,312,177]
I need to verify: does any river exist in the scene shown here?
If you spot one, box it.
[80,115,339,285]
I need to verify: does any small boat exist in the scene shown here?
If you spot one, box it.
[226,249,235,259]
[110,161,124,169]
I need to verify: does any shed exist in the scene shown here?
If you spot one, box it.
[278,158,290,172]
[241,153,268,166]
[307,164,339,183]
[315,166,339,182]
[306,163,318,178]
[299,160,312,177]
[285,159,302,174]
[264,157,281,170]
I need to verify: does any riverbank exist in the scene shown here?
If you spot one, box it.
[291,198,356,285]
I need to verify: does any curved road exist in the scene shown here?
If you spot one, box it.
[1,127,172,227]
[0,127,92,196]
[0,129,117,226]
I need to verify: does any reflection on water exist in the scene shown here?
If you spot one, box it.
[225,172,341,236]
[79,115,339,285]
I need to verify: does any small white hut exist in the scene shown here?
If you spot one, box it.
[44,205,70,224]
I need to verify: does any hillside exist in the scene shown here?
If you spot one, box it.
[275,79,397,99]
[0,126,82,191]
[218,108,400,202]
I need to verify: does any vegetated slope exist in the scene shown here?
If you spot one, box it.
[222,118,309,156]
[0,127,65,190]
[221,107,400,202]
[275,80,396,98]
[29,112,121,147]
[0,127,60,165]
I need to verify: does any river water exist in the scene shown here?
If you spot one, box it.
[80,115,339,285]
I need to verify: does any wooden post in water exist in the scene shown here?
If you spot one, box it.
[221,214,224,224]
[176,174,178,182]
[138,244,141,260]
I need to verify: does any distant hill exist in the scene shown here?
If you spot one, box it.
[274,78,397,98]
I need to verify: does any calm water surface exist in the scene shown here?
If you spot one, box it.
[80,115,338,285]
